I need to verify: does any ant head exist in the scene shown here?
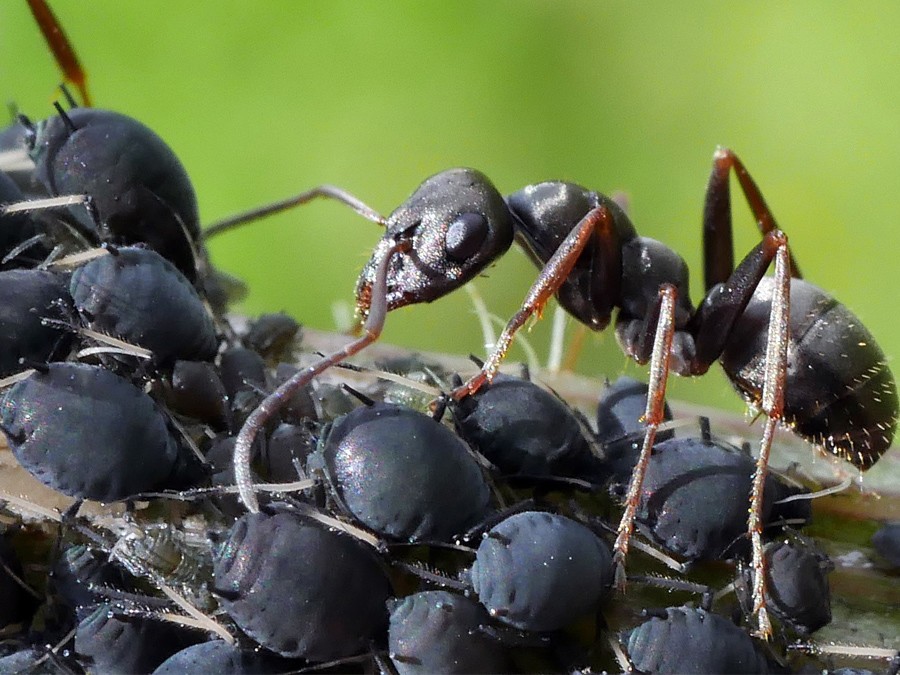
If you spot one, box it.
[354,168,514,319]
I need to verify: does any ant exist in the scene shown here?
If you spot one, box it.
[23,0,898,640]
[208,158,896,639]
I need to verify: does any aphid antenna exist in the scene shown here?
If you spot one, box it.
[0,489,62,523]
[0,369,37,390]
[1,233,48,265]
[163,411,205,464]
[157,582,235,644]
[0,148,33,173]
[46,245,110,269]
[391,559,467,591]
[607,632,638,673]
[0,555,42,600]
[629,574,715,609]
[294,651,386,674]
[29,626,80,675]
[331,362,443,398]
[546,302,567,373]
[786,641,899,662]
[773,476,853,504]
[130,478,318,504]
[287,500,383,551]
[0,193,89,216]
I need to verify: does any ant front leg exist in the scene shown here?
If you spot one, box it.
[449,204,617,400]
[233,239,409,513]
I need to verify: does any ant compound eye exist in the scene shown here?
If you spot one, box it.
[445,212,488,262]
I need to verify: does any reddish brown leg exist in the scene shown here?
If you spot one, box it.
[612,284,677,589]
[234,240,409,513]
[449,205,613,400]
[27,0,92,106]
[748,241,791,639]
[203,186,386,239]
[704,147,802,289]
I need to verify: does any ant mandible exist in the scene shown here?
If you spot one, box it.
[208,155,897,638]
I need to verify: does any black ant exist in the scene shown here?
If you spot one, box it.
[207,155,897,639]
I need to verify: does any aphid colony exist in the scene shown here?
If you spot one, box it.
[0,2,898,672]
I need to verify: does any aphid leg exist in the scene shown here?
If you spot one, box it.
[450,205,613,400]
[612,285,676,590]
[233,240,409,513]
[26,0,92,106]
[748,242,791,640]
[203,185,386,239]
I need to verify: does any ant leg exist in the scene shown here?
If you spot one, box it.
[27,0,92,106]
[450,205,615,400]
[233,239,410,513]
[703,147,802,290]
[203,186,386,238]
[691,229,788,373]
[748,242,791,639]
[611,285,677,590]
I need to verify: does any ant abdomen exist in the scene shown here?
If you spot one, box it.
[721,277,898,468]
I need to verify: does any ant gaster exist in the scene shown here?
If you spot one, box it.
[208,153,897,639]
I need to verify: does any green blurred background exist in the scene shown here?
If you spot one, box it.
[2,2,898,416]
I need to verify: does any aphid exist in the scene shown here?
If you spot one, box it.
[0,170,48,267]
[111,521,212,594]
[387,590,511,675]
[0,362,205,501]
[595,375,674,480]
[211,509,391,661]
[310,402,493,542]
[617,425,812,561]
[152,639,293,674]
[75,602,203,674]
[69,246,218,365]
[622,605,775,674]
[0,268,74,377]
[242,312,300,362]
[466,510,613,632]
[161,359,231,431]
[452,372,605,482]
[736,535,833,635]
[871,521,900,568]
[15,105,205,281]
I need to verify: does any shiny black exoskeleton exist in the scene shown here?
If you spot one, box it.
[623,606,776,674]
[355,158,896,469]
[0,362,205,501]
[466,510,613,633]
[22,106,204,280]
[310,402,493,542]
[212,509,391,661]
